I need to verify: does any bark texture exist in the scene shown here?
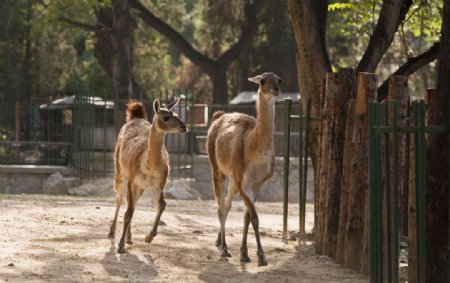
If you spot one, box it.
[336,99,356,264]
[424,1,450,281]
[344,72,377,271]
[129,0,265,104]
[315,72,337,254]
[323,68,357,259]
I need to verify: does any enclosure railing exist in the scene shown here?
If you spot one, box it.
[282,98,319,242]
[72,92,196,180]
[368,100,450,283]
[0,98,73,165]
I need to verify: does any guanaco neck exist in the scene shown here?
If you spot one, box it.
[254,90,275,149]
[145,119,166,169]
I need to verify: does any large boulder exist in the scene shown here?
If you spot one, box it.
[43,172,67,195]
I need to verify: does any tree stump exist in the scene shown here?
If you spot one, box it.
[323,68,356,258]
[344,72,377,270]
[336,99,356,264]
[315,72,338,254]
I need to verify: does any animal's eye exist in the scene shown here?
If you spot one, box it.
[278,78,282,85]
[163,116,170,122]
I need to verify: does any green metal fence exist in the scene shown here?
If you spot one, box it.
[368,100,449,283]
[71,92,196,180]
[283,98,319,242]
[0,98,72,165]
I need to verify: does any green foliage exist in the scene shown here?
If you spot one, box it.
[328,3,355,11]
[0,0,443,103]
[327,0,442,95]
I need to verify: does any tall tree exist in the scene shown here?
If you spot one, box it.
[425,1,450,281]
[59,0,141,100]
[287,0,445,278]
[129,0,267,104]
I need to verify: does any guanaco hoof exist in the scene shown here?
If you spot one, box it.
[107,231,114,240]
[117,245,126,254]
[219,249,231,258]
[240,253,251,263]
[258,255,268,266]
[144,234,154,243]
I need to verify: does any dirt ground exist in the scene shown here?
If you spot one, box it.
[0,194,367,282]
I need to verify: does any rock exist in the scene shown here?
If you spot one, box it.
[67,178,114,196]
[164,179,201,200]
[43,172,67,195]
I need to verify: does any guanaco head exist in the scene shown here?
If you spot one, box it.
[248,72,282,98]
[153,98,188,134]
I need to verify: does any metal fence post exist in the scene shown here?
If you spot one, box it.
[283,98,292,243]
[298,100,304,236]
[300,99,311,235]
[414,101,426,283]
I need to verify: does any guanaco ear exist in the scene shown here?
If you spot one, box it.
[153,99,160,113]
[166,97,180,110]
[248,75,261,84]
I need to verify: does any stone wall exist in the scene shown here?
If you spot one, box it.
[191,155,314,203]
[0,165,73,194]
[0,156,315,203]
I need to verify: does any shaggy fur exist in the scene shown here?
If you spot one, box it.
[108,98,187,253]
[207,72,281,266]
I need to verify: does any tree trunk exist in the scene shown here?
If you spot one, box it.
[323,68,357,259]
[92,6,143,101]
[344,72,377,270]
[424,1,450,281]
[336,99,356,264]
[286,0,332,171]
[315,79,327,231]
[112,0,136,100]
[130,0,264,104]
[361,190,370,275]
[316,72,337,254]
[208,66,229,105]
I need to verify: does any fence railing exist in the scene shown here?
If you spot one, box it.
[1,92,301,181]
[368,100,449,283]
[282,98,320,242]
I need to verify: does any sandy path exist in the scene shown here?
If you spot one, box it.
[0,194,367,282]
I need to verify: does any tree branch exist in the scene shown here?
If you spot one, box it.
[128,0,215,72]
[357,0,413,72]
[219,0,267,66]
[58,17,98,32]
[377,41,439,101]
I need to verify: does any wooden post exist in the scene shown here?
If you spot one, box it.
[336,99,356,264]
[424,88,449,282]
[387,76,408,281]
[316,72,338,254]
[315,78,327,232]
[323,68,357,258]
[344,72,377,270]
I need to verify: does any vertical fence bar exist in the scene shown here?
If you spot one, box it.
[384,103,392,283]
[283,98,292,243]
[392,101,399,283]
[300,99,311,235]
[376,103,383,282]
[190,91,194,179]
[298,100,304,236]
[415,101,426,283]
[403,101,411,238]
